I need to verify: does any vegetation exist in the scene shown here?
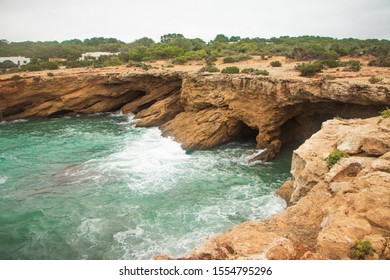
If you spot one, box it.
[270,60,282,67]
[350,240,373,260]
[241,68,269,76]
[342,60,361,72]
[324,149,349,169]
[223,54,252,63]
[10,74,22,81]
[47,72,54,77]
[1,35,390,73]
[322,74,336,80]
[221,66,240,74]
[198,64,220,73]
[380,107,390,118]
[295,62,324,77]
[368,57,390,67]
[368,76,383,84]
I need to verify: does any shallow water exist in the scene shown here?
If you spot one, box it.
[0,113,293,259]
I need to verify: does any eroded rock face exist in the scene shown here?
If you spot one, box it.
[155,73,388,158]
[2,71,388,160]
[180,116,390,260]
[0,71,182,120]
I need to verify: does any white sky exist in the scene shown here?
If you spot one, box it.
[1,0,389,42]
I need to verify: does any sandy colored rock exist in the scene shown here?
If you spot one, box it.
[179,116,390,260]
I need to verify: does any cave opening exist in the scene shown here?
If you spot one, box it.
[234,121,259,144]
[280,102,384,146]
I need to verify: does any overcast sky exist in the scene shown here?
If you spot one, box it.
[1,0,389,42]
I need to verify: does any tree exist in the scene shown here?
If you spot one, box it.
[160,33,184,43]
[130,37,155,47]
[214,34,229,43]
[229,36,241,42]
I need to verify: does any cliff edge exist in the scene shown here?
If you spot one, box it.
[175,116,390,260]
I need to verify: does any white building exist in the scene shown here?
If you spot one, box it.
[0,56,30,65]
[79,52,119,61]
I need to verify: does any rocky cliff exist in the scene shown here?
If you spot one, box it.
[2,70,388,161]
[176,116,390,260]
[1,69,390,260]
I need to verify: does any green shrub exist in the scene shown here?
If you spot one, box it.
[198,64,220,73]
[320,59,340,68]
[322,74,336,80]
[380,107,390,118]
[142,64,152,71]
[42,61,59,70]
[21,64,43,72]
[295,62,324,77]
[342,60,361,72]
[47,72,54,77]
[270,60,282,67]
[223,56,236,63]
[368,57,390,67]
[10,74,22,81]
[172,56,188,65]
[32,76,41,82]
[324,149,349,169]
[368,76,383,84]
[222,54,252,63]
[350,240,373,260]
[221,66,240,74]
[254,70,269,76]
[241,68,269,76]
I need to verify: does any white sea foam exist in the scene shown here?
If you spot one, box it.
[86,127,189,194]
[0,175,8,185]
[0,119,28,125]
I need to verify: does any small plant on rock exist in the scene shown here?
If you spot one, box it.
[368,76,383,84]
[47,72,54,77]
[295,62,324,77]
[10,74,22,81]
[221,66,240,74]
[198,64,220,73]
[380,107,390,118]
[350,240,373,260]
[270,60,282,67]
[324,149,349,169]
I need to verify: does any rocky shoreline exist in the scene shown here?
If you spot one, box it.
[1,69,389,259]
[171,116,390,260]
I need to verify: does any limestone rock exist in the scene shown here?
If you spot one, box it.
[276,179,293,205]
[179,117,390,260]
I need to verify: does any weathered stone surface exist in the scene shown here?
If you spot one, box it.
[0,71,182,120]
[180,116,390,260]
[2,71,388,160]
[275,179,293,205]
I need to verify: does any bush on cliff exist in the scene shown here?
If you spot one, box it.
[380,107,390,118]
[324,149,349,169]
[295,62,324,77]
[270,60,282,67]
[198,64,220,73]
[10,74,22,81]
[368,56,390,67]
[223,54,252,63]
[341,60,361,72]
[350,240,373,260]
[221,66,240,74]
[241,68,269,76]
[368,76,383,84]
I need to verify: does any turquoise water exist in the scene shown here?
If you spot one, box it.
[0,113,292,259]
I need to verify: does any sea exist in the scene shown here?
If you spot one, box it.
[0,113,293,259]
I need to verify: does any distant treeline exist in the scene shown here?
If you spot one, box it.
[1,34,390,67]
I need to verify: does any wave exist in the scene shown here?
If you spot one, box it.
[0,175,8,185]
